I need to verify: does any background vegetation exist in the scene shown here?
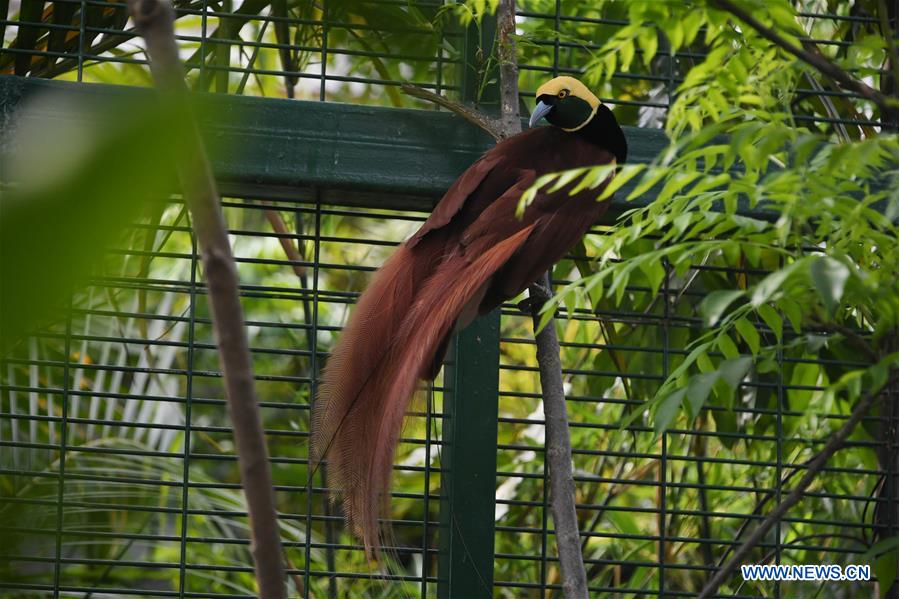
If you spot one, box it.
[2,0,899,597]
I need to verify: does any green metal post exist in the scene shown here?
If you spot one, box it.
[438,314,500,599]
[437,8,502,597]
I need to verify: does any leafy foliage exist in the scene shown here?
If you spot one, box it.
[513,0,899,593]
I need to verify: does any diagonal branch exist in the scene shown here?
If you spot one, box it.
[713,0,899,115]
[125,1,286,597]
[698,379,893,599]
[262,205,307,279]
[400,83,503,140]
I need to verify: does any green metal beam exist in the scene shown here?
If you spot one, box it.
[0,75,667,216]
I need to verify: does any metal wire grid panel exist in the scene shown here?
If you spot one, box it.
[1,195,444,597]
[491,238,883,597]
[0,1,892,598]
[1,0,460,102]
[0,196,885,598]
[513,1,886,130]
[2,0,886,129]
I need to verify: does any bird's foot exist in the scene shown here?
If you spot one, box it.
[517,297,537,314]
[518,283,553,314]
[529,283,552,301]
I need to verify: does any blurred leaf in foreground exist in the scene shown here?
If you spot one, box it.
[0,90,193,353]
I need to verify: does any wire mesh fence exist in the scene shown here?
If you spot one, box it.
[1,0,893,597]
[2,0,886,129]
[492,235,884,596]
[1,195,445,597]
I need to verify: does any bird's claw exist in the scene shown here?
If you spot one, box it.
[518,284,553,314]
[518,297,537,314]
[529,283,552,301]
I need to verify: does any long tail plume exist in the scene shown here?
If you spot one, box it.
[312,225,535,557]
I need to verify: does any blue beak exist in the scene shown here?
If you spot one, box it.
[528,100,553,128]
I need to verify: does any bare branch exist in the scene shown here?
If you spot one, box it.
[400,83,502,140]
[262,205,307,279]
[527,276,590,599]
[126,1,286,597]
[698,380,892,599]
[496,0,520,139]
[713,0,899,115]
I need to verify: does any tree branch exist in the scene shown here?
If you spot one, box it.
[713,0,899,115]
[495,0,589,596]
[262,205,307,279]
[527,276,590,599]
[126,1,286,597]
[698,380,892,599]
[496,0,520,139]
[400,83,502,140]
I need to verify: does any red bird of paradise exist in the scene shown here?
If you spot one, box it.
[311,75,628,556]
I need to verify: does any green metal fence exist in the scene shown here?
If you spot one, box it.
[0,1,891,597]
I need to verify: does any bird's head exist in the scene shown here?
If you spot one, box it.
[528,76,601,132]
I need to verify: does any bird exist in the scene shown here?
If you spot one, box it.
[311,75,628,557]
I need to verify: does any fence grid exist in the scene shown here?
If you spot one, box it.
[1,1,889,597]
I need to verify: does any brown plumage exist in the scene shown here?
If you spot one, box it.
[311,76,628,557]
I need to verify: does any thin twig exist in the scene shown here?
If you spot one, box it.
[400,83,503,140]
[698,379,893,599]
[810,320,878,363]
[712,0,899,116]
[262,205,307,278]
[125,1,286,597]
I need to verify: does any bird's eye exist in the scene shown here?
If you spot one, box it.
[558,89,569,99]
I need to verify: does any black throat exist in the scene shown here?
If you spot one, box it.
[577,104,628,164]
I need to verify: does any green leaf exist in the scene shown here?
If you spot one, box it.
[596,164,646,200]
[638,26,659,67]
[1,92,193,353]
[654,388,686,438]
[548,167,589,193]
[810,256,850,315]
[718,356,752,390]
[757,304,783,342]
[779,298,803,333]
[626,167,668,201]
[862,537,899,562]
[750,260,805,307]
[700,290,744,326]
[735,317,761,354]
[712,406,738,449]
[717,333,740,360]
[517,172,558,216]
[619,38,635,72]
[639,257,666,296]
[876,551,898,597]
[685,372,717,419]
